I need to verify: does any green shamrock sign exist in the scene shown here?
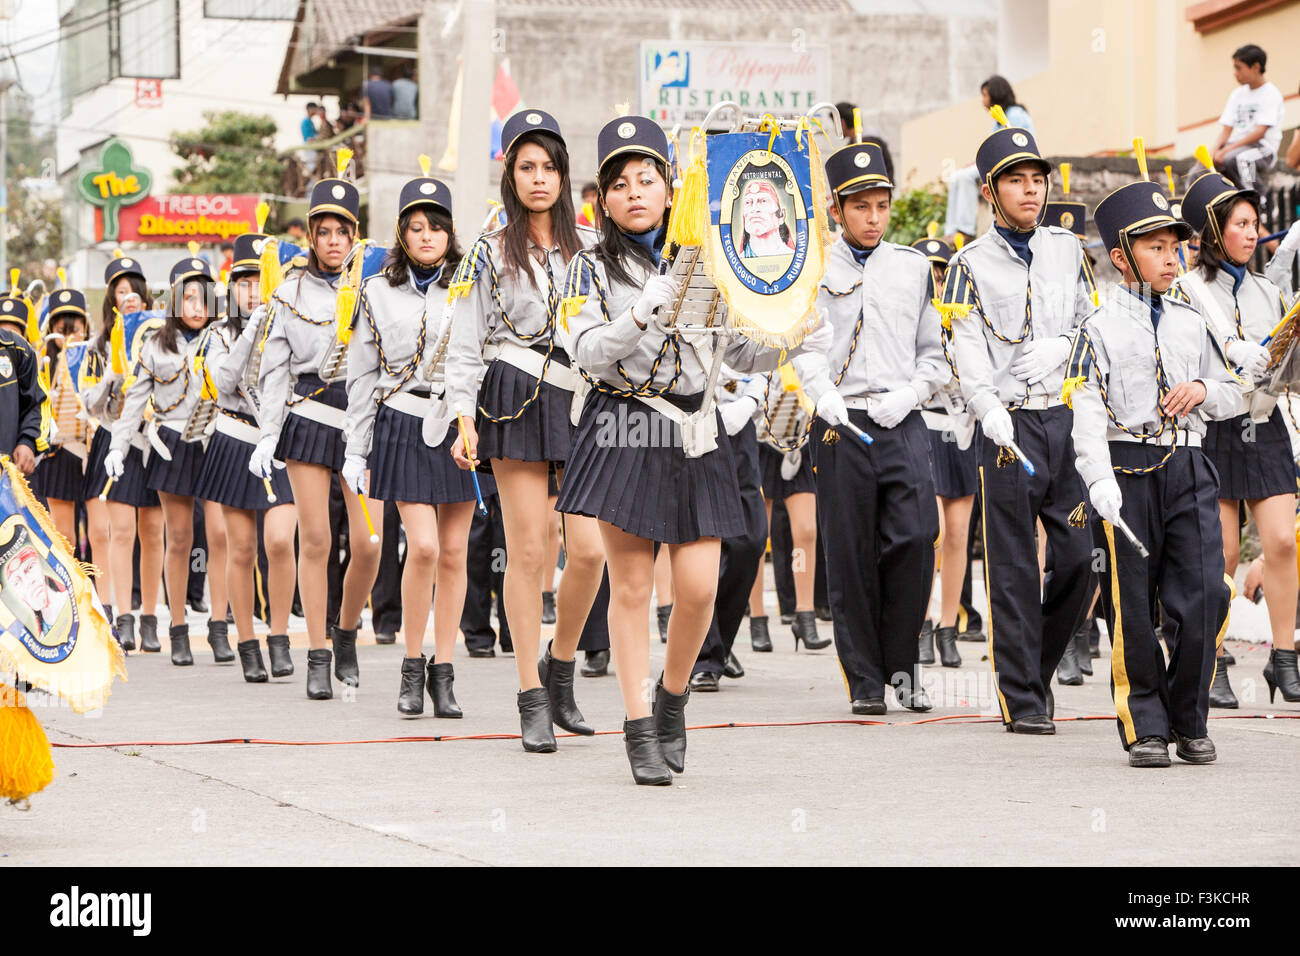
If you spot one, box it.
[78,138,152,243]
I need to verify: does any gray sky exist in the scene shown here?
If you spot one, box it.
[2,0,62,129]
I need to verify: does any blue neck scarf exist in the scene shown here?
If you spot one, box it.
[626,224,666,267]
[1218,257,1247,295]
[844,237,875,267]
[995,223,1034,267]
[1123,284,1163,330]
[411,262,442,294]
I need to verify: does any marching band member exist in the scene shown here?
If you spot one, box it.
[1173,170,1300,707]
[200,225,298,683]
[912,234,969,670]
[940,120,1099,734]
[252,158,382,700]
[84,257,164,652]
[446,110,605,751]
[0,294,44,479]
[32,289,91,546]
[1066,180,1240,766]
[797,141,946,716]
[344,169,477,718]
[105,256,229,668]
[558,115,816,784]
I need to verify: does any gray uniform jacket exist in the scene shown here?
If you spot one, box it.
[109,327,209,455]
[942,224,1098,420]
[211,307,266,419]
[1067,284,1242,490]
[257,270,343,443]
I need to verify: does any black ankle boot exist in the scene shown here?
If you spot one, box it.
[538,640,594,735]
[116,613,136,652]
[1208,660,1238,709]
[581,649,609,677]
[1056,639,1083,685]
[427,661,462,717]
[1073,620,1093,676]
[207,619,235,663]
[793,610,831,650]
[517,687,557,753]
[398,656,425,716]
[266,634,293,677]
[918,619,935,664]
[237,639,268,683]
[935,625,962,667]
[1264,648,1300,703]
[750,615,773,652]
[169,624,193,666]
[652,677,690,773]
[139,613,160,652]
[541,590,556,625]
[330,624,359,687]
[657,603,672,643]
[306,648,333,700]
[623,716,672,786]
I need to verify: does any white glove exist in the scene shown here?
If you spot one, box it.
[248,435,278,479]
[632,275,680,324]
[1089,477,1123,525]
[981,405,1015,447]
[799,307,834,356]
[815,389,848,427]
[1010,336,1072,385]
[1226,339,1271,382]
[720,396,757,436]
[240,308,265,345]
[103,448,125,480]
[1279,220,1300,253]
[342,454,368,496]
[868,385,918,430]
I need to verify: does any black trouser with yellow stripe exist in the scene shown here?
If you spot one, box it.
[1095,443,1228,749]
[978,405,1092,723]
[812,409,938,701]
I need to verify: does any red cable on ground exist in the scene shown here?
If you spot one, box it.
[46,711,1298,748]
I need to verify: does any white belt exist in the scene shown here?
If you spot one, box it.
[921,409,951,431]
[289,397,346,429]
[614,390,718,458]
[215,414,262,446]
[1110,428,1201,448]
[843,396,875,411]
[383,390,431,418]
[1011,394,1066,411]
[145,417,189,461]
[484,340,589,426]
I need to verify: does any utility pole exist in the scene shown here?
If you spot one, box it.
[453,0,496,229]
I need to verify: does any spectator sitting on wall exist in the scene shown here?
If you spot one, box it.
[942,76,1035,240]
[363,68,395,121]
[392,64,418,120]
[1212,44,1285,201]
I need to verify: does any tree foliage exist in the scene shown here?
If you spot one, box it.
[885,184,948,247]
[170,111,284,194]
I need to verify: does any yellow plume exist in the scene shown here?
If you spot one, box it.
[1194,144,1214,172]
[1060,162,1071,196]
[57,267,67,288]
[953,233,965,251]
[255,200,270,233]
[614,102,631,118]
[990,105,1008,128]
[336,147,354,178]
[1164,165,1176,195]
[112,248,123,259]
[927,220,939,239]
[187,240,200,257]
[9,268,18,294]
[852,107,862,143]
[418,153,432,177]
[1132,138,1148,181]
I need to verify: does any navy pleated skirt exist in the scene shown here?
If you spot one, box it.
[83,426,158,508]
[1204,407,1297,501]
[276,374,347,472]
[146,424,206,496]
[369,401,494,504]
[195,410,294,510]
[926,425,978,499]
[557,389,746,544]
[32,446,85,502]
[758,441,816,499]
[474,346,575,468]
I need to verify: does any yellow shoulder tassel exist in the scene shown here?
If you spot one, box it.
[335,283,358,345]
[1060,375,1086,409]
[0,686,55,802]
[665,127,709,248]
[25,301,40,345]
[110,311,127,375]
[447,280,473,302]
[938,302,972,332]
[259,237,284,303]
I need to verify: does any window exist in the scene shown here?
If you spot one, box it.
[60,0,179,115]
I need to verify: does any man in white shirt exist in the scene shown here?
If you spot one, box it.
[1212,44,1285,197]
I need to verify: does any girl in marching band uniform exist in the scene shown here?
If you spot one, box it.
[1173,171,1300,706]
[344,169,476,718]
[105,257,228,668]
[251,162,381,700]
[446,110,605,752]
[199,224,298,683]
[558,115,825,785]
[32,289,91,547]
[84,257,164,653]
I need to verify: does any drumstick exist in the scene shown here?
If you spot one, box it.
[836,419,874,446]
[1112,516,1151,560]
[457,413,489,516]
[98,476,114,500]
[263,477,277,504]
[357,491,380,544]
[1006,439,1036,476]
